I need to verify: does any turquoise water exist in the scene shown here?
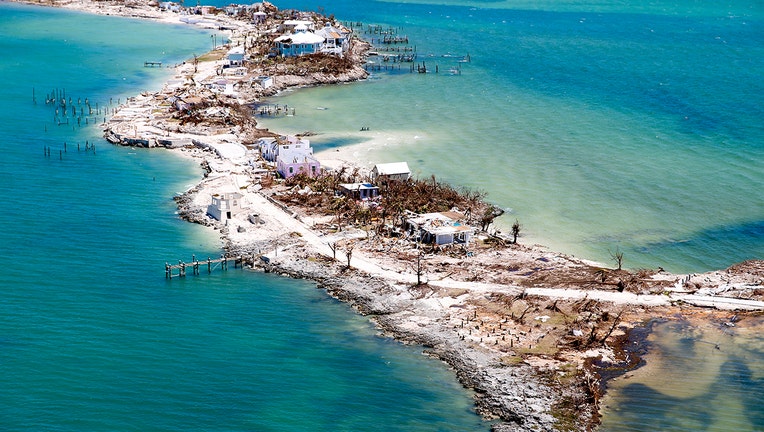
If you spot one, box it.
[0,4,488,431]
[253,0,764,274]
[2,1,762,431]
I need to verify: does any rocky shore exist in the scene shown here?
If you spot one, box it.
[16,1,764,430]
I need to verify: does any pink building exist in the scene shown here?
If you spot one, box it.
[277,154,321,178]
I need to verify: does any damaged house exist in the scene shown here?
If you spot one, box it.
[405,210,473,245]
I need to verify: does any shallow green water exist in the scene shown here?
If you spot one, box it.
[256,0,764,274]
[600,318,764,431]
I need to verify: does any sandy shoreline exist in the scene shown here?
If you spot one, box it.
[17,1,764,430]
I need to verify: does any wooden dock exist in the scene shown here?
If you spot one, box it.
[165,254,246,279]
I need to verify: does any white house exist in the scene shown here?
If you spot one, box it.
[222,67,247,77]
[274,24,324,57]
[258,136,311,162]
[225,5,245,15]
[257,136,320,179]
[257,135,321,179]
[338,183,380,200]
[279,19,315,32]
[316,22,349,56]
[253,11,267,24]
[159,2,181,12]
[204,78,237,94]
[207,192,245,222]
[227,46,245,66]
[371,162,411,183]
[254,75,273,89]
[193,5,216,15]
[405,211,473,245]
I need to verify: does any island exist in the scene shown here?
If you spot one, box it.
[17,1,764,430]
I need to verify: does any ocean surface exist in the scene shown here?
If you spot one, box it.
[0,1,761,431]
[255,0,764,274]
[0,3,487,431]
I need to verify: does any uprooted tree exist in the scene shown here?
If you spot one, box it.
[480,205,505,232]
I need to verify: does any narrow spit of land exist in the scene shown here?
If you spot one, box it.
[18,1,764,431]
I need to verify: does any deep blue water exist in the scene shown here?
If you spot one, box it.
[0,3,488,431]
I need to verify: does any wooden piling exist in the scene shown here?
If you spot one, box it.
[165,254,245,279]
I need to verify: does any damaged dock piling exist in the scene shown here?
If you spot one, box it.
[165,254,246,279]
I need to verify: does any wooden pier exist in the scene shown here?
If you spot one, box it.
[39,87,123,134]
[255,103,296,117]
[360,20,470,76]
[165,254,246,279]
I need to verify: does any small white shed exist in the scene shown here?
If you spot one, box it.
[371,162,411,183]
[207,192,245,222]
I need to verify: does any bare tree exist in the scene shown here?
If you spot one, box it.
[413,250,427,286]
[609,247,624,271]
[511,219,521,244]
[344,241,355,269]
[327,242,337,260]
[331,197,346,232]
